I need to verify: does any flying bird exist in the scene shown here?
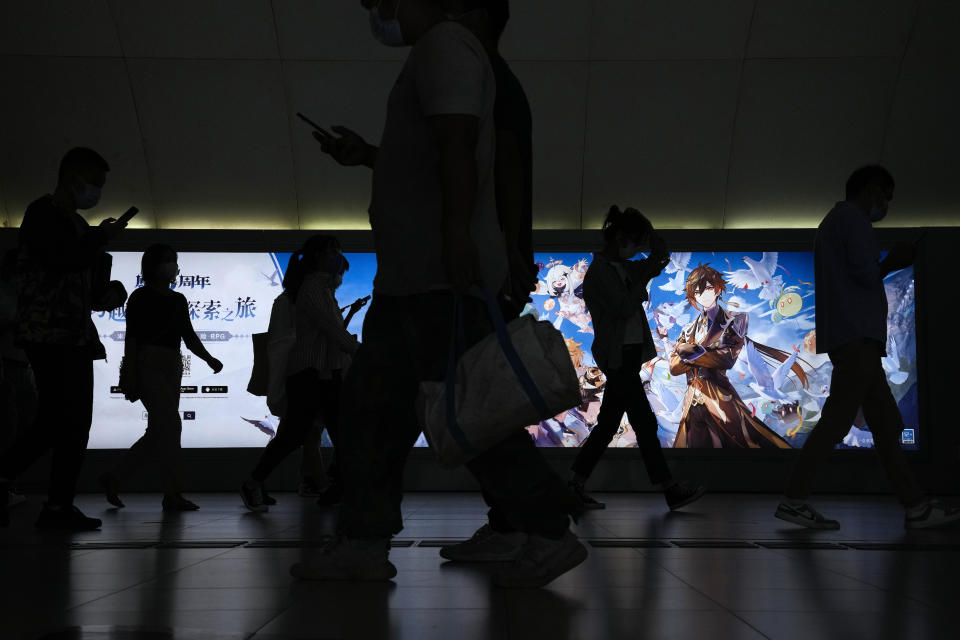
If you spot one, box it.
[725,252,784,302]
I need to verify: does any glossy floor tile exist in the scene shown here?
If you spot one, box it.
[1,492,957,639]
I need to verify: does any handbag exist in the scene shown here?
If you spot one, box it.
[418,289,581,469]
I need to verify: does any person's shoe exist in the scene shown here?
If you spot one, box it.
[298,477,326,497]
[665,481,706,511]
[775,501,840,530]
[905,499,960,530]
[495,530,588,589]
[568,480,605,510]
[315,483,343,507]
[7,490,27,509]
[241,478,268,512]
[0,479,9,527]
[439,524,527,563]
[98,472,124,508]
[290,536,397,582]
[263,491,277,506]
[162,495,200,511]
[35,504,102,531]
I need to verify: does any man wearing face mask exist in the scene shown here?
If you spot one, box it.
[297,0,587,588]
[776,165,960,530]
[0,147,128,531]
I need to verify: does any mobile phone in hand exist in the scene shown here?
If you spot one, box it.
[296,112,333,140]
[117,207,139,225]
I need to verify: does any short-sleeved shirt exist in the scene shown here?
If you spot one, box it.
[814,201,888,354]
[125,286,195,350]
[368,20,507,296]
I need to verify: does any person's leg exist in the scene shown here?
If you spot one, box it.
[858,345,923,507]
[46,348,94,508]
[0,348,62,483]
[251,369,320,483]
[785,340,874,501]
[570,367,629,481]
[299,424,324,486]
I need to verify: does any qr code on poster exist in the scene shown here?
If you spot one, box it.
[181,355,191,377]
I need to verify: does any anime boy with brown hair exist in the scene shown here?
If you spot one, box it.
[670,264,805,448]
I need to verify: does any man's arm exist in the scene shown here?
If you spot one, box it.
[838,212,883,288]
[430,113,482,290]
[496,129,538,301]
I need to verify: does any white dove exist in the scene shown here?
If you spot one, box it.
[654,300,690,333]
[665,252,692,275]
[725,252,784,302]
[745,340,801,401]
[881,336,910,385]
[658,270,686,296]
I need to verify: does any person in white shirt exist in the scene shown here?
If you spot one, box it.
[570,206,705,511]
[241,235,361,512]
[291,0,585,589]
[776,166,960,530]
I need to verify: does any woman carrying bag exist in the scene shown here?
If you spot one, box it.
[101,244,223,511]
[241,235,362,512]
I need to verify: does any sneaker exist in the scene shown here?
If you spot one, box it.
[241,478,268,512]
[905,499,960,530]
[162,495,200,511]
[7,491,27,508]
[568,480,605,510]
[775,501,840,530]
[289,536,397,582]
[665,481,706,511]
[315,483,343,507]
[98,472,124,508]
[298,477,326,497]
[439,524,527,563]
[35,504,102,531]
[495,530,588,589]
[263,491,277,506]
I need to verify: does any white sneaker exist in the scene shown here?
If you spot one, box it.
[905,500,960,530]
[290,537,397,582]
[494,530,588,588]
[440,524,527,562]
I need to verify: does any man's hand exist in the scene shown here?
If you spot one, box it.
[98,217,127,240]
[442,227,480,292]
[314,125,376,168]
[506,248,538,307]
[207,357,224,374]
[349,297,370,314]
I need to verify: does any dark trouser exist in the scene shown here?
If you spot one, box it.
[112,346,184,496]
[785,338,923,506]
[337,293,569,540]
[0,358,38,454]
[570,344,672,485]
[252,368,341,482]
[0,344,94,507]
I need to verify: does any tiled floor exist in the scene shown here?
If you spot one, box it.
[1,492,957,640]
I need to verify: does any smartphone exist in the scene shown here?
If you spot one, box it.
[117,206,139,225]
[296,112,333,139]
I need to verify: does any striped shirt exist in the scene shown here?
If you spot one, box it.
[286,272,359,378]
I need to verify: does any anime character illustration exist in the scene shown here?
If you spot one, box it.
[536,259,593,334]
[670,264,809,449]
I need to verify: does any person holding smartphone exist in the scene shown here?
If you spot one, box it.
[100,244,223,512]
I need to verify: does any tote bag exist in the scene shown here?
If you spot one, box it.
[418,290,580,468]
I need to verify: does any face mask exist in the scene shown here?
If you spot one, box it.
[619,243,640,259]
[74,180,101,210]
[369,0,404,46]
[868,199,888,222]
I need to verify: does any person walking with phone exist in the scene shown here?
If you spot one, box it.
[291,0,586,589]
[776,166,960,530]
[0,147,128,531]
[99,244,223,511]
[240,235,360,512]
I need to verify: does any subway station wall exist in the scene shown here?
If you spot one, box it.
[2,0,959,232]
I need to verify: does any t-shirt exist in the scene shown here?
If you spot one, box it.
[368,20,507,296]
[490,51,534,263]
[125,286,196,350]
[814,201,888,354]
